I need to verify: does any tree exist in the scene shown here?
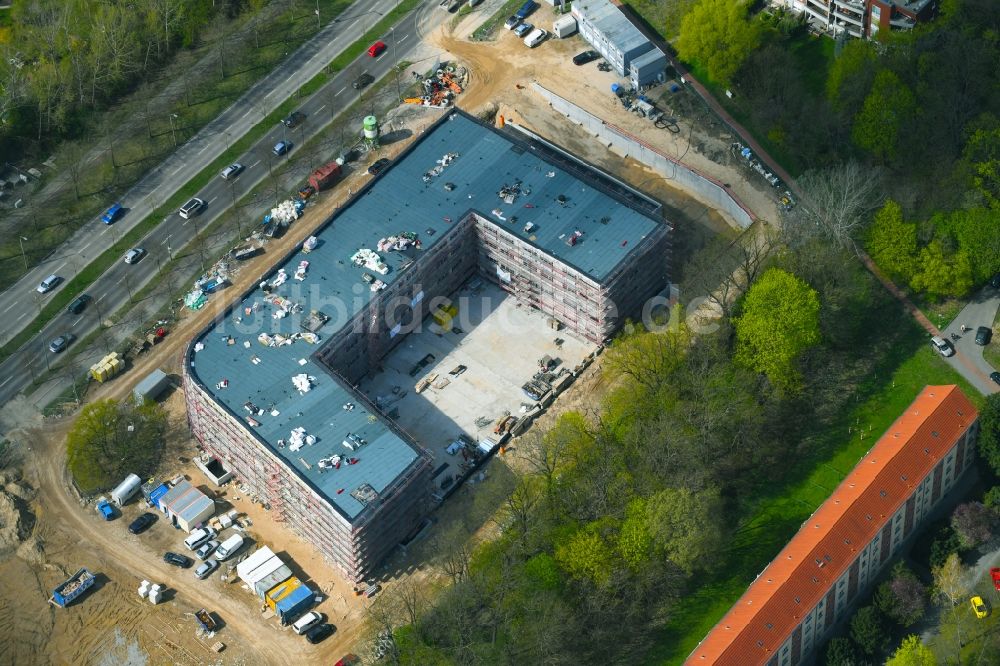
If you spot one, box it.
[823,636,857,666]
[66,398,167,494]
[964,119,1000,208]
[783,162,882,250]
[979,394,1000,475]
[646,486,726,574]
[933,553,968,657]
[681,226,775,319]
[875,563,927,627]
[826,39,877,115]
[617,498,653,569]
[909,239,973,301]
[944,206,1000,284]
[984,485,1000,510]
[951,501,996,548]
[554,523,615,586]
[852,70,917,162]
[849,605,890,657]
[605,313,691,395]
[867,200,917,279]
[734,268,821,391]
[675,0,761,84]
[886,635,936,666]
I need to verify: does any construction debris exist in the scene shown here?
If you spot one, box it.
[351,249,389,274]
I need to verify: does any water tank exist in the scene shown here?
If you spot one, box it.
[363,116,379,140]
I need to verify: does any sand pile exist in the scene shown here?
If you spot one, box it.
[0,471,36,557]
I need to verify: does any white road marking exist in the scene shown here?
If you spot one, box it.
[197,143,209,155]
[336,87,346,95]
[171,164,185,176]
[3,302,15,313]
[16,312,25,321]
[53,262,66,274]
[0,376,11,388]
[181,218,190,226]
[208,197,218,205]
[317,104,327,112]
[249,160,261,169]
[71,318,80,328]
[163,235,172,246]
[398,34,409,44]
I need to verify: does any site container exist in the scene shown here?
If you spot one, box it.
[275,583,315,624]
[236,546,275,583]
[266,577,301,612]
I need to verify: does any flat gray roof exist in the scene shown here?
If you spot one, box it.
[188,110,662,522]
[575,0,651,57]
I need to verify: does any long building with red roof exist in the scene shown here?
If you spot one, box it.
[687,385,979,666]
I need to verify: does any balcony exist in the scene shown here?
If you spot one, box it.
[833,7,864,26]
[803,3,831,24]
[890,15,917,29]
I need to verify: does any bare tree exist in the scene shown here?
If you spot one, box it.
[784,162,883,250]
[682,225,775,319]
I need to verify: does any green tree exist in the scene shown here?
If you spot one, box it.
[675,0,761,84]
[945,206,1000,284]
[523,553,561,591]
[852,70,917,161]
[617,498,653,569]
[875,563,927,627]
[886,635,936,666]
[964,120,1000,208]
[867,200,917,280]
[823,636,857,665]
[849,605,890,657]
[734,268,821,391]
[909,239,973,301]
[66,398,167,494]
[646,486,726,573]
[554,523,615,586]
[826,39,877,114]
[979,394,1000,475]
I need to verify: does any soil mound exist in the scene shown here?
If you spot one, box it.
[0,471,36,557]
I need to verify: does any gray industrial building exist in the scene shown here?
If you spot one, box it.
[571,0,666,87]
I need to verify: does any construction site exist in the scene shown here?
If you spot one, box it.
[183,109,671,584]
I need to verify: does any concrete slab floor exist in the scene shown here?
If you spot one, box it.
[359,280,596,487]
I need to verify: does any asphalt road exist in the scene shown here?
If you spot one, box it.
[0,0,447,407]
[937,287,1000,395]
[0,0,415,348]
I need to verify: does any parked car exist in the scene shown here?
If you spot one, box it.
[991,371,1000,386]
[184,526,218,550]
[220,163,244,180]
[972,595,989,619]
[305,623,335,644]
[195,539,220,560]
[273,140,292,156]
[214,534,245,561]
[37,274,62,294]
[976,326,993,345]
[67,294,91,315]
[163,552,193,568]
[128,512,157,535]
[513,22,532,37]
[334,656,361,666]
[101,202,124,224]
[178,197,205,219]
[292,611,324,635]
[353,72,374,89]
[194,559,219,580]
[930,335,955,357]
[368,158,390,176]
[572,50,600,65]
[523,27,548,48]
[367,40,386,57]
[124,248,147,265]
[504,15,521,30]
[48,334,75,354]
[282,111,305,128]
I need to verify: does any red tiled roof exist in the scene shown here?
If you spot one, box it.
[687,385,977,665]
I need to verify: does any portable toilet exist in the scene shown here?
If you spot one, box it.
[111,473,142,507]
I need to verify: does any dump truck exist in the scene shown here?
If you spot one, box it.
[50,568,96,608]
[195,609,218,632]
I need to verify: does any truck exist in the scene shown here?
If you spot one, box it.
[95,497,115,520]
[195,609,219,632]
[49,568,96,608]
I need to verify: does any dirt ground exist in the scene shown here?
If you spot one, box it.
[0,7,769,664]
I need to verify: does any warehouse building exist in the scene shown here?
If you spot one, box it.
[572,0,667,87]
[687,385,978,665]
[184,110,671,582]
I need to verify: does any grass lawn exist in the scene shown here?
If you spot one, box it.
[649,320,984,665]
[917,297,966,332]
[983,306,1000,371]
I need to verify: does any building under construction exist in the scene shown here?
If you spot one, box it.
[183,110,671,582]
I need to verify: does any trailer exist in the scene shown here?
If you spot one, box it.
[110,474,142,507]
[552,15,577,38]
[49,568,96,607]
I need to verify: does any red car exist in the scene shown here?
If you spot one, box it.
[991,567,1000,591]
[368,40,386,57]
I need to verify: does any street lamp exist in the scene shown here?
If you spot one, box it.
[18,236,28,271]
[169,113,179,146]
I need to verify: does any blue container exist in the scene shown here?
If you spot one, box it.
[275,584,315,624]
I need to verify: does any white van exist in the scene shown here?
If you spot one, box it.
[214,533,245,561]
[523,28,547,48]
[183,526,217,550]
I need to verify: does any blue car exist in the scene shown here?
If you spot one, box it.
[102,202,123,224]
